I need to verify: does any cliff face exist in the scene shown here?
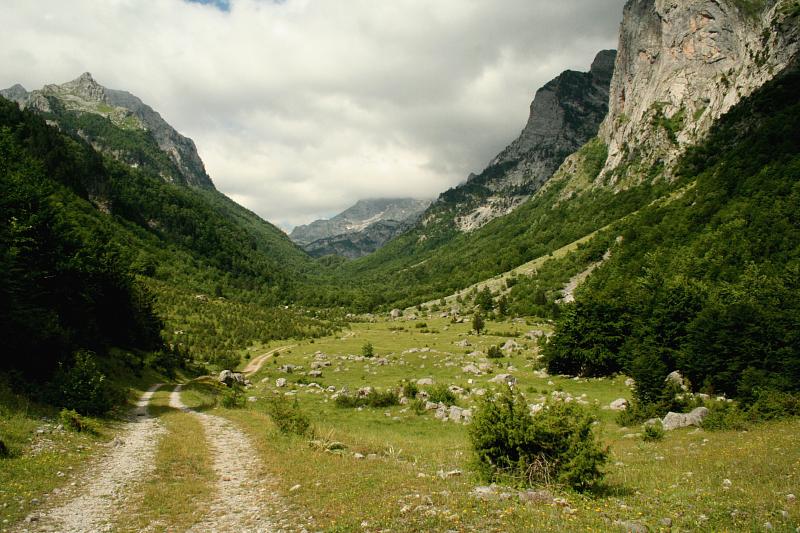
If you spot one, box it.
[598,0,800,184]
[420,50,616,233]
[1,73,214,188]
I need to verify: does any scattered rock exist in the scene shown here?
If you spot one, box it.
[613,519,649,532]
[462,364,482,375]
[275,378,287,388]
[489,374,516,385]
[289,484,301,492]
[353,453,365,460]
[625,377,636,387]
[438,469,462,479]
[659,518,672,527]
[308,369,323,378]
[610,398,629,411]
[501,339,519,351]
[218,370,246,387]
[787,493,796,503]
[665,370,689,391]
[417,378,434,386]
[662,407,708,430]
[519,489,554,504]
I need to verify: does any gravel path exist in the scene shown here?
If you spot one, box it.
[20,384,167,533]
[170,385,307,532]
[242,345,296,376]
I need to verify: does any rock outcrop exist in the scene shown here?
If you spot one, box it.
[597,0,800,184]
[290,198,430,258]
[420,49,616,233]
[1,73,214,188]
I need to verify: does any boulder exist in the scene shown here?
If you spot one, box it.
[462,364,482,375]
[665,370,689,391]
[662,407,709,430]
[610,398,629,411]
[275,378,287,388]
[357,386,373,397]
[390,308,402,319]
[624,377,636,388]
[417,378,434,386]
[308,369,323,378]
[310,361,330,370]
[455,339,471,348]
[424,401,440,411]
[501,339,520,351]
[489,374,516,385]
[218,370,246,387]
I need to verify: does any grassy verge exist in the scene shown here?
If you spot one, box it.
[0,364,162,528]
[119,387,214,532]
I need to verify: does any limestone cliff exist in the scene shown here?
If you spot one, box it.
[421,50,616,233]
[598,0,800,184]
[1,73,214,188]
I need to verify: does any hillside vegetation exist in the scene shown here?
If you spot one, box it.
[544,60,800,405]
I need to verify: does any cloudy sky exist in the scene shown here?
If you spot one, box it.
[2,0,625,231]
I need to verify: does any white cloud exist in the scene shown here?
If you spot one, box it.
[0,0,625,230]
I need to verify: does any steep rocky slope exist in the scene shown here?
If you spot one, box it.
[597,0,800,184]
[290,198,430,258]
[1,73,213,188]
[419,49,615,233]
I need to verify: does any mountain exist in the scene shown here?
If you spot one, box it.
[0,75,336,371]
[289,198,431,258]
[419,49,616,233]
[1,73,214,188]
[597,0,800,185]
[334,0,800,312]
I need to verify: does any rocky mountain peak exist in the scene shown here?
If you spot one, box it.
[2,73,214,189]
[589,49,617,81]
[597,0,800,184]
[289,198,431,258]
[60,72,106,101]
[0,83,28,102]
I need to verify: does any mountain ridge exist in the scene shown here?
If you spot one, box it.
[290,198,431,258]
[1,73,214,189]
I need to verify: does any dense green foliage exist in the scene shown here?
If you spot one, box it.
[266,397,313,437]
[334,389,400,409]
[544,63,800,404]
[0,96,341,384]
[0,99,163,378]
[470,388,607,491]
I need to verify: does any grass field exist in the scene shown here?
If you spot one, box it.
[198,316,800,532]
[2,317,798,531]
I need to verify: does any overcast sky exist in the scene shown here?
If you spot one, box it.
[2,0,625,231]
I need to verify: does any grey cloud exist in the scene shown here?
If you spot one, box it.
[1,0,625,231]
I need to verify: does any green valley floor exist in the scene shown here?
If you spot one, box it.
[2,317,799,532]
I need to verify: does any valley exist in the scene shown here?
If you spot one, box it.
[2,0,800,531]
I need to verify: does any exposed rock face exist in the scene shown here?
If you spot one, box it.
[421,49,616,233]
[1,73,213,188]
[290,198,430,258]
[598,0,800,183]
